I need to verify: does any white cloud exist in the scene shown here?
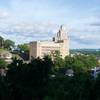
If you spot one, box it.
[0,11,9,18]
[0,22,59,44]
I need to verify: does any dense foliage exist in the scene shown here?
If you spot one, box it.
[52,51,98,74]
[6,56,52,100]
[17,44,29,53]
[17,44,29,60]
[46,73,93,100]
[0,59,7,68]
[0,54,99,100]
[4,40,15,50]
[65,55,98,72]
[0,36,15,50]
[0,36,4,48]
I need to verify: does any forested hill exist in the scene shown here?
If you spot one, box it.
[71,49,100,57]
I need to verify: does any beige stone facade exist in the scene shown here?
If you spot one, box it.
[30,25,69,59]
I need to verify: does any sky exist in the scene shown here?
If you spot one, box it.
[0,0,100,49]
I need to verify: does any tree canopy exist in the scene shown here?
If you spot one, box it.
[0,59,7,68]
[0,36,15,50]
[0,54,99,100]
[0,36,4,48]
[4,39,15,50]
[65,55,98,72]
[17,44,29,53]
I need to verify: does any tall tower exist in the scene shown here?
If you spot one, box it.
[56,25,69,58]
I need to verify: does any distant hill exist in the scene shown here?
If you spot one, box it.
[70,49,100,57]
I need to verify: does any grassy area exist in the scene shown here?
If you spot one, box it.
[0,48,8,52]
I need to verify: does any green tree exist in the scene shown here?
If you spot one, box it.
[17,44,29,60]
[7,56,53,100]
[46,73,93,100]
[88,74,100,100]
[65,55,98,72]
[0,77,10,100]
[18,44,29,53]
[0,59,7,68]
[52,50,65,73]
[4,39,15,50]
[0,36,4,48]
[65,55,75,69]
[73,59,85,72]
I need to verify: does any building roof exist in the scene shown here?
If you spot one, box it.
[0,49,12,59]
[31,41,60,47]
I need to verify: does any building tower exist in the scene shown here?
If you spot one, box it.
[56,25,69,58]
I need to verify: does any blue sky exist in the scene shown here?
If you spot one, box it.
[0,0,100,49]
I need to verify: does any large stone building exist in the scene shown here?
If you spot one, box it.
[30,25,69,59]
